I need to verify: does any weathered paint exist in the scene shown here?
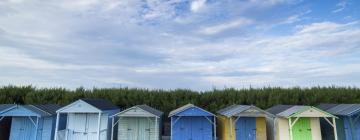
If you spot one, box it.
[294,108,333,118]
[66,113,108,140]
[354,116,360,140]
[118,117,156,140]
[236,117,256,140]
[217,116,267,140]
[310,118,322,140]
[217,116,236,140]
[276,118,290,140]
[343,117,353,140]
[256,117,267,140]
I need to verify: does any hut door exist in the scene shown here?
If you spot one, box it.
[195,117,212,140]
[354,116,360,140]
[236,117,256,140]
[10,117,35,140]
[86,114,99,140]
[138,118,151,140]
[292,118,312,140]
[127,117,137,140]
[175,117,192,140]
[67,113,87,140]
[344,117,353,140]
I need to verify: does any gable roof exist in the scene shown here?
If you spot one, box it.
[0,104,15,113]
[217,105,274,117]
[31,104,61,115]
[318,104,360,116]
[169,103,215,117]
[113,104,163,118]
[136,105,163,117]
[267,105,336,118]
[266,105,295,115]
[0,104,60,117]
[81,98,119,111]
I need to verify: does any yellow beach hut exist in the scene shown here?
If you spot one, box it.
[217,105,275,140]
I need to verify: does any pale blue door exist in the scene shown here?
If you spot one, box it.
[236,117,256,140]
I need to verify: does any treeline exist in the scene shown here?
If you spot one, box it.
[1,85,360,115]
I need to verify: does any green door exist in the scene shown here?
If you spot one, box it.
[292,118,312,140]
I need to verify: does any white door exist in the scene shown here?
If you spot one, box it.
[86,114,99,140]
[67,113,87,140]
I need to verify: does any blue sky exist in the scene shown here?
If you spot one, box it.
[0,0,360,90]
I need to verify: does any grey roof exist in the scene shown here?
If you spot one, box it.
[169,103,214,117]
[217,105,274,117]
[267,105,334,118]
[318,104,360,116]
[0,104,16,113]
[277,106,307,117]
[266,105,295,115]
[136,105,163,117]
[0,104,60,117]
[32,104,62,115]
[81,98,119,111]
[217,105,250,116]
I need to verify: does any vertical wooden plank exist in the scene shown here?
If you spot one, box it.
[310,118,321,140]
[54,113,59,140]
[256,117,267,140]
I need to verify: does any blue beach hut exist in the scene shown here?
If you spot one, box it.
[54,99,120,140]
[169,103,216,140]
[318,104,360,140]
[0,104,61,140]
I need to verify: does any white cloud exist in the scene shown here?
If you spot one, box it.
[0,0,359,90]
[332,1,347,13]
[198,18,253,35]
[191,0,206,12]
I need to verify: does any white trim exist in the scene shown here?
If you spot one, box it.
[111,106,159,118]
[56,100,102,113]
[54,113,60,140]
[169,104,215,117]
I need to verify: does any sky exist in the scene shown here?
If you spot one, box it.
[0,0,360,90]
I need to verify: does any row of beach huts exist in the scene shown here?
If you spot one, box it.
[0,98,359,140]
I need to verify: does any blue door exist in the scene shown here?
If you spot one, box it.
[172,117,192,140]
[173,117,212,140]
[10,117,36,140]
[344,117,353,140]
[236,117,256,140]
[192,117,212,140]
[354,116,360,140]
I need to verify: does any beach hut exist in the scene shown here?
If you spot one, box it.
[54,99,120,140]
[217,105,275,140]
[318,104,360,140]
[266,105,338,140]
[111,104,163,140]
[0,104,61,140]
[169,104,216,140]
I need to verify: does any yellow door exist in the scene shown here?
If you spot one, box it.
[217,116,236,140]
[256,117,267,140]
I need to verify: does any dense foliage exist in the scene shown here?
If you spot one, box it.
[1,85,360,115]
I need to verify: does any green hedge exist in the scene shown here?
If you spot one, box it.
[0,85,360,115]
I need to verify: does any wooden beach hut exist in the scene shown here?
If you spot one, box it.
[318,104,360,140]
[0,104,61,140]
[54,99,120,140]
[111,105,163,140]
[169,103,216,140]
[266,105,338,140]
[217,105,275,140]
